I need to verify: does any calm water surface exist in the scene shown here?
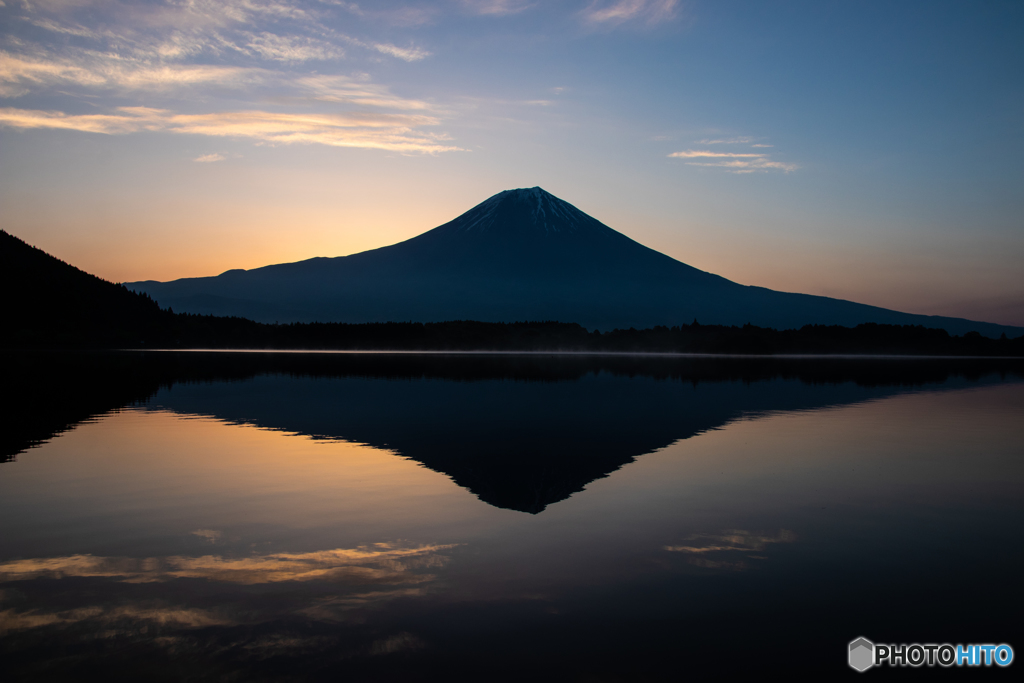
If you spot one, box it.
[1,352,1022,680]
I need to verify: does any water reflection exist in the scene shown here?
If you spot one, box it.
[0,352,1022,680]
[0,543,454,585]
[5,351,1023,513]
[0,542,453,647]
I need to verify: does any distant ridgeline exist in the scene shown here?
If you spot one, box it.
[3,229,1023,355]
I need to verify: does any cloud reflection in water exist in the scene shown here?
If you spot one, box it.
[0,543,455,585]
[664,530,796,570]
[0,543,455,641]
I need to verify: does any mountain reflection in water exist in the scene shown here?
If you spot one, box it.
[1,351,1022,680]
[4,351,1022,513]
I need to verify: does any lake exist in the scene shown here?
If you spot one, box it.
[1,351,1022,680]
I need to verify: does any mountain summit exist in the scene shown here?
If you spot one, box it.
[367,186,722,290]
[128,188,1018,337]
[430,186,619,237]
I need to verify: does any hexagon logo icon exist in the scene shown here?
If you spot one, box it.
[849,637,874,672]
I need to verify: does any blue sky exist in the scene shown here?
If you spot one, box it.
[1,0,1022,324]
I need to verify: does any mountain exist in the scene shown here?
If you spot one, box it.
[124,187,1021,336]
[1,229,172,347]
[6,224,1018,353]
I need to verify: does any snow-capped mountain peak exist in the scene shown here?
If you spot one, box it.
[438,187,613,237]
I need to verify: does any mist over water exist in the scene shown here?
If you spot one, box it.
[1,352,1022,679]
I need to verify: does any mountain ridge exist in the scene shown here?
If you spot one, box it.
[117,186,1022,337]
[1,229,173,347]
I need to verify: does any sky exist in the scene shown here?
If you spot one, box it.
[1,0,1022,325]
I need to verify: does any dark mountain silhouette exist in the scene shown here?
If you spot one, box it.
[6,227,1020,353]
[6,351,1021,512]
[1,229,174,347]
[128,187,1020,337]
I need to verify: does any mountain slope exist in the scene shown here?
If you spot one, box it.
[1,229,172,347]
[127,188,1020,337]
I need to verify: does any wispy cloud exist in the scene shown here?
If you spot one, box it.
[0,50,272,97]
[193,153,226,163]
[669,147,798,173]
[0,2,459,154]
[695,137,773,148]
[669,150,766,158]
[294,74,433,109]
[0,51,437,111]
[325,1,440,27]
[0,106,463,153]
[241,31,346,62]
[23,16,106,39]
[580,0,679,27]
[12,1,427,66]
[0,106,169,134]
[695,136,754,145]
[461,0,535,16]
[370,42,431,62]
[0,3,437,83]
